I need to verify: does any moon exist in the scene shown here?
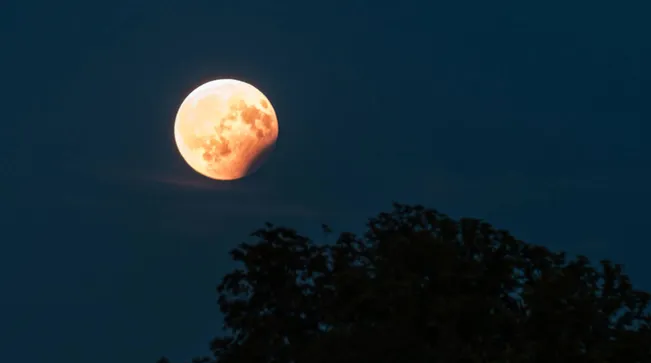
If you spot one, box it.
[174,79,279,181]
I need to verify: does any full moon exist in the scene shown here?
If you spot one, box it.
[174,79,279,180]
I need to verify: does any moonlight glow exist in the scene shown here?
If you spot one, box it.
[174,79,279,180]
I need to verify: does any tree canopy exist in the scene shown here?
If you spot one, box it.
[159,203,651,363]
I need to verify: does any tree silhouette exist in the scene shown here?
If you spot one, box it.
[160,203,651,363]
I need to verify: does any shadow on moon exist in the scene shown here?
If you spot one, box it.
[244,142,276,177]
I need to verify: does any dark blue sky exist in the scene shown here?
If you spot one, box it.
[1,1,649,362]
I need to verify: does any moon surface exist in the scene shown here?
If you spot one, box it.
[174,79,279,180]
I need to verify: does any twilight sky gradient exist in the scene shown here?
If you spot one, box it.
[1,1,649,362]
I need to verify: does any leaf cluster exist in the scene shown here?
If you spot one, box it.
[165,203,651,363]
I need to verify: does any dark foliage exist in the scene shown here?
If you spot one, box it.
[161,203,651,363]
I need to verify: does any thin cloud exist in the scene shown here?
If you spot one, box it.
[137,172,243,192]
[72,166,323,219]
[99,166,271,194]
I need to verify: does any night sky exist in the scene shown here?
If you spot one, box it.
[1,1,649,362]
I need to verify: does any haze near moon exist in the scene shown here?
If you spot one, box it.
[174,79,279,181]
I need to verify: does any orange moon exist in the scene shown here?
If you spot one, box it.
[174,79,279,180]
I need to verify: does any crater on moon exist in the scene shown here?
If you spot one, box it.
[174,79,279,181]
